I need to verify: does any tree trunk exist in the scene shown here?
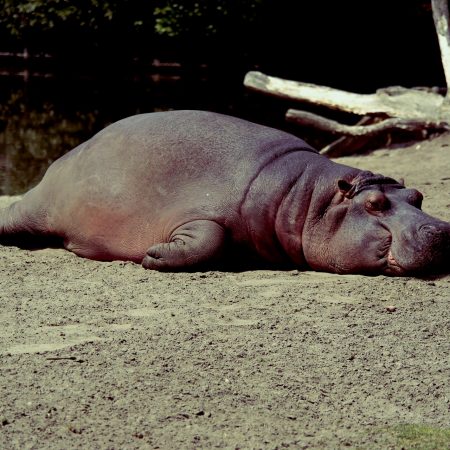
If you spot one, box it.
[432,0,450,100]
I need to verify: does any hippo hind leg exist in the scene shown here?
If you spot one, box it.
[0,199,61,249]
[142,220,226,271]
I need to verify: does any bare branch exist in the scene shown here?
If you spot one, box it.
[320,136,370,158]
[317,117,384,157]
[286,109,449,137]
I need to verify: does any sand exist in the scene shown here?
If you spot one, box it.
[1,134,450,449]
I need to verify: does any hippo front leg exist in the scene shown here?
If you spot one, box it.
[142,220,226,271]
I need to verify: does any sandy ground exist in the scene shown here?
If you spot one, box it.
[1,134,450,449]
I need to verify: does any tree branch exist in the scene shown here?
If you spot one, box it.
[286,109,450,137]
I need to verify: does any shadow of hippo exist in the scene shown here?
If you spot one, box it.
[0,110,449,276]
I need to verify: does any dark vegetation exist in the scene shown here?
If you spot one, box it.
[0,1,443,91]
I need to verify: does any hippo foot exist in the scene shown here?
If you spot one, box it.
[142,220,225,271]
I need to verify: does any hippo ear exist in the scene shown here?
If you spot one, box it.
[337,179,353,195]
[398,178,405,186]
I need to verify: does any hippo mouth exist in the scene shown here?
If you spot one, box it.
[379,232,406,275]
[384,249,406,275]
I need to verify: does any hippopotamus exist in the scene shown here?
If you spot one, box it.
[0,110,449,275]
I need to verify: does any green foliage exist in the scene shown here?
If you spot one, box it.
[0,0,264,43]
[154,0,263,38]
[0,0,118,37]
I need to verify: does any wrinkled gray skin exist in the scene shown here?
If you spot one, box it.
[0,110,449,275]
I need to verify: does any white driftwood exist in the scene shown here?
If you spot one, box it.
[243,0,450,156]
[244,71,448,122]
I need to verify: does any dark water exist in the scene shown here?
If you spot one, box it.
[0,69,256,195]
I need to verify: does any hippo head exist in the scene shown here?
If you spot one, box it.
[303,172,450,276]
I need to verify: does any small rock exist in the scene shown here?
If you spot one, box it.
[386,305,397,313]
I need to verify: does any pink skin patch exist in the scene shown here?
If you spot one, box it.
[387,249,404,274]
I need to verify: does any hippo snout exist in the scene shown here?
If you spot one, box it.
[389,217,450,275]
[413,221,450,272]
[418,222,450,247]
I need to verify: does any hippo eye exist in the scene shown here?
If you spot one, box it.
[365,192,389,213]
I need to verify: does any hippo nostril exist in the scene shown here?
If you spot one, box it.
[418,222,450,255]
[419,223,439,234]
[419,223,445,236]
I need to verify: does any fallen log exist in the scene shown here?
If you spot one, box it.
[244,72,446,122]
